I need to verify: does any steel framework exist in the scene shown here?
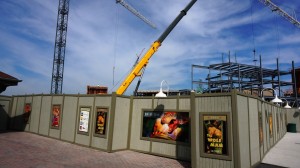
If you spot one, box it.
[51,0,70,94]
[192,57,290,94]
[191,57,299,107]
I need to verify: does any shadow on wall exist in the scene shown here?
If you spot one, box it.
[0,106,31,133]
[153,104,191,167]
[0,105,10,132]
[154,104,165,112]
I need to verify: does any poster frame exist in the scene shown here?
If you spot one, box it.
[23,103,31,124]
[77,106,91,135]
[268,111,273,138]
[199,112,232,161]
[50,104,61,129]
[258,110,263,147]
[140,109,190,145]
[276,109,279,134]
[93,106,109,138]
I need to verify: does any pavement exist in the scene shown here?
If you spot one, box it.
[0,131,299,168]
[0,132,190,168]
[258,132,300,168]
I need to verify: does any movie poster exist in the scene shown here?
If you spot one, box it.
[142,111,189,142]
[280,112,283,130]
[79,107,90,133]
[51,105,61,128]
[203,115,227,155]
[276,112,279,134]
[258,111,263,146]
[24,103,31,123]
[269,112,273,137]
[265,110,268,123]
[95,108,107,135]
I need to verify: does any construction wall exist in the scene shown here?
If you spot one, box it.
[129,96,191,161]
[231,93,287,168]
[0,91,291,168]
[192,94,233,168]
[286,108,300,132]
[5,94,131,152]
[0,96,12,131]
[191,92,287,168]
[111,96,131,151]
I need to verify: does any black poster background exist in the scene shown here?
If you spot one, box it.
[203,115,227,155]
[95,108,107,135]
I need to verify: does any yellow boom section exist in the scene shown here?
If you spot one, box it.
[116,41,161,95]
[115,0,196,95]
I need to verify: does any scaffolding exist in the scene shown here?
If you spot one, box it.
[191,56,299,107]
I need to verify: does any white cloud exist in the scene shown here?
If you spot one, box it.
[1,0,299,96]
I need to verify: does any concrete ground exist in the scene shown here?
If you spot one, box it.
[0,132,190,168]
[0,132,299,168]
[259,132,300,168]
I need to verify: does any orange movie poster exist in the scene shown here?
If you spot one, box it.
[259,111,263,146]
[95,108,107,135]
[277,112,280,134]
[51,105,60,128]
[203,115,227,155]
[142,111,189,142]
[24,103,31,123]
[269,113,273,137]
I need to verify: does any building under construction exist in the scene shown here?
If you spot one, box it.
[192,57,300,107]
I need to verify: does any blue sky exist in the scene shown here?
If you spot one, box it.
[0,0,300,96]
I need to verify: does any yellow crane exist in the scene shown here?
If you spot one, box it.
[116,0,197,95]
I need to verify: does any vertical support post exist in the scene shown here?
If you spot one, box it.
[277,58,281,97]
[220,69,223,92]
[292,61,299,107]
[228,51,233,92]
[191,65,194,91]
[190,91,196,168]
[208,68,211,93]
[107,92,117,152]
[260,55,264,97]
[238,64,241,92]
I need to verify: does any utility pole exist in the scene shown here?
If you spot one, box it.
[51,0,70,94]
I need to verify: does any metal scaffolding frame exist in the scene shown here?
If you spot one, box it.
[191,56,299,107]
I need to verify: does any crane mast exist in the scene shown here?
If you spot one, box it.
[116,0,197,95]
[258,0,300,29]
[51,0,70,94]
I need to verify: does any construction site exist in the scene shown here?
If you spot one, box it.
[191,56,300,108]
[47,0,300,109]
[1,0,300,168]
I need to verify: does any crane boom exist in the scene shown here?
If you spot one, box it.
[116,0,197,95]
[116,0,156,29]
[258,0,300,29]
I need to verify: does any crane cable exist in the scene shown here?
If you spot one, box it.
[251,0,257,65]
[111,4,133,93]
[274,14,281,59]
[111,4,130,93]
[111,3,146,93]
[113,4,120,88]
